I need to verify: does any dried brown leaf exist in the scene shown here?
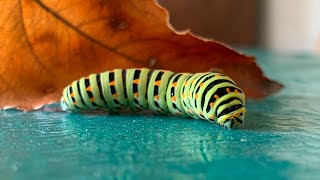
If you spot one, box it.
[0,0,282,110]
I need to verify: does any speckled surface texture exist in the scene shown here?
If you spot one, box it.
[1,50,320,179]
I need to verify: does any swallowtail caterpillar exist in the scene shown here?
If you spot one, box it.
[61,68,246,128]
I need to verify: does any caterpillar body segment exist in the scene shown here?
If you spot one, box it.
[166,73,192,117]
[61,68,246,128]
[147,70,175,113]
[181,73,205,119]
[125,68,150,111]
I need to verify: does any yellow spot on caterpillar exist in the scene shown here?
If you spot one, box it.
[209,115,214,119]
[199,110,203,114]
[109,81,115,86]
[133,79,139,84]
[70,92,75,97]
[86,86,92,91]
[182,93,185,99]
[234,89,239,93]
[171,96,176,102]
[214,95,219,99]
[90,97,95,102]
[200,83,204,87]
[210,103,215,107]
[154,95,159,100]
[155,80,161,86]
[134,92,139,98]
[112,94,119,98]
[226,88,230,93]
[195,94,199,99]
[172,82,178,87]
[184,81,188,85]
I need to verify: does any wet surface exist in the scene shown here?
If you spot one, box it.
[1,50,320,179]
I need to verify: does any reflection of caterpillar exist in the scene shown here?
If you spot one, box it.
[61,68,246,128]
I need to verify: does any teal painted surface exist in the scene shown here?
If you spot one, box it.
[1,50,320,179]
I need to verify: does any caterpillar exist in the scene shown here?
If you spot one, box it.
[60,68,246,128]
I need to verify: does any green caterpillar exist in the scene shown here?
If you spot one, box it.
[61,68,246,128]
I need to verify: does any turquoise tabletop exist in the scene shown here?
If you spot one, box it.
[1,50,320,179]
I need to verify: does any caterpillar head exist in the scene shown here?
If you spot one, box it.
[217,105,246,129]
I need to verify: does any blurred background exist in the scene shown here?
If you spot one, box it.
[159,0,320,54]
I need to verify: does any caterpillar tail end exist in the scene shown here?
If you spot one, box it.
[60,97,69,112]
